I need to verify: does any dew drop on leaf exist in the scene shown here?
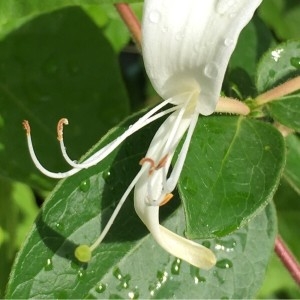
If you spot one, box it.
[102,170,111,181]
[80,179,90,192]
[216,258,233,269]
[55,222,64,231]
[113,267,123,280]
[171,258,181,275]
[44,258,53,271]
[128,288,139,299]
[95,283,107,293]
[190,266,206,285]
[157,270,168,283]
[290,57,300,69]
[202,240,211,249]
[214,238,236,252]
[77,269,86,280]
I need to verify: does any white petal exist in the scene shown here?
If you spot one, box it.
[142,0,262,115]
[134,180,216,269]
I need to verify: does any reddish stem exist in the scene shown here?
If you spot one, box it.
[115,3,142,50]
[275,235,300,285]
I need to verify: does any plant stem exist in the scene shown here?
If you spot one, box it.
[255,76,300,106]
[115,3,142,51]
[275,235,300,285]
[216,97,250,115]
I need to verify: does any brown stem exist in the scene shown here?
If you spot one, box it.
[115,3,142,51]
[256,76,300,106]
[275,235,300,285]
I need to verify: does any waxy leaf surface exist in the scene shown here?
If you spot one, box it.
[6,111,277,298]
[179,115,284,238]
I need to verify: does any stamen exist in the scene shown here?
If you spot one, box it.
[22,120,82,178]
[159,193,174,206]
[140,154,169,175]
[88,168,146,252]
[22,120,31,135]
[57,118,69,141]
[155,154,168,170]
[58,100,179,170]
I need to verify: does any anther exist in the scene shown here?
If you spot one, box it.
[139,157,156,174]
[22,120,31,135]
[139,154,169,175]
[155,154,168,170]
[57,118,69,141]
[159,193,174,206]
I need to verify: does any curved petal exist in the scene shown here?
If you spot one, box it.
[134,173,216,269]
[142,0,262,115]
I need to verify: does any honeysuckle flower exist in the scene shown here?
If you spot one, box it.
[23,0,262,268]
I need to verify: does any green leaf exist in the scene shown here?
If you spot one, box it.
[179,115,285,238]
[258,0,300,40]
[256,40,300,131]
[0,7,130,189]
[268,97,300,131]
[5,109,278,298]
[256,40,300,94]
[0,0,142,41]
[284,134,300,195]
[225,16,274,99]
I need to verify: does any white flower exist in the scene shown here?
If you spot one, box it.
[134,0,262,269]
[23,0,262,268]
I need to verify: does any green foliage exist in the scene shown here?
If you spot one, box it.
[0,1,299,299]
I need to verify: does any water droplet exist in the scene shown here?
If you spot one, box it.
[42,57,59,76]
[95,283,107,293]
[77,269,86,279]
[149,10,161,24]
[290,57,300,69]
[44,258,53,271]
[264,145,271,151]
[113,267,123,280]
[215,238,236,252]
[102,170,111,181]
[171,258,181,275]
[0,143,5,152]
[190,266,206,285]
[224,38,234,47]
[204,62,219,79]
[216,258,233,269]
[55,222,64,231]
[202,240,211,249]
[80,179,90,192]
[128,289,139,299]
[157,270,168,283]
